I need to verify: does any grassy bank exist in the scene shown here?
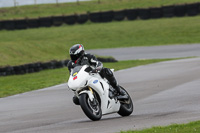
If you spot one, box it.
[1,16,200,66]
[0,58,176,98]
[120,120,200,133]
[0,0,199,20]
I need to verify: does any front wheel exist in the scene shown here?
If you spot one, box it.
[79,93,102,121]
[118,86,133,116]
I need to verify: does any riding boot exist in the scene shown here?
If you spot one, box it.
[106,75,124,95]
[101,68,128,99]
[110,80,128,100]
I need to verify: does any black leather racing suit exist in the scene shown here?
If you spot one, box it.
[67,53,120,93]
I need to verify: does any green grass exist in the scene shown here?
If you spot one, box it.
[0,58,176,98]
[120,120,200,133]
[0,0,199,20]
[1,16,200,67]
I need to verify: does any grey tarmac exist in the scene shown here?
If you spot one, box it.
[87,44,200,60]
[1,44,200,133]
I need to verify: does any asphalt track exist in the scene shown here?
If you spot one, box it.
[87,44,200,60]
[1,45,200,133]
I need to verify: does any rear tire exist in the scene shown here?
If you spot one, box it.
[79,93,102,121]
[118,86,133,116]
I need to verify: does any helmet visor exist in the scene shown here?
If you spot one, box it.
[70,54,79,61]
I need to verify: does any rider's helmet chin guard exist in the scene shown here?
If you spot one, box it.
[69,44,85,62]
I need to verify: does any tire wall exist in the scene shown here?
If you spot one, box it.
[0,58,117,76]
[0,3,199,30]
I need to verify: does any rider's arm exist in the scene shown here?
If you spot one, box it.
[87,53,103,71]
[96,61,103,71]
[67,60,75,73]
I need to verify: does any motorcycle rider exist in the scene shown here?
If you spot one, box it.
[67,44,126,105]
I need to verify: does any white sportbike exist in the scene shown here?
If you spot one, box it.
[68,65,133,121]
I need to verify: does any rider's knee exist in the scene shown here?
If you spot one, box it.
[104,68,113,77]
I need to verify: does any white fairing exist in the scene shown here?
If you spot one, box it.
[68,65,89,91]
[68,65,120,115]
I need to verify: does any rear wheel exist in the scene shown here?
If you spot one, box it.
[118,86,133,116]
[79,93,102,121]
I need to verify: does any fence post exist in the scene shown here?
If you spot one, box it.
[13,0,17,7]
[56,0,59,5]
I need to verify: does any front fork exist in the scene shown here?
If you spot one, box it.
[78,87,95,102]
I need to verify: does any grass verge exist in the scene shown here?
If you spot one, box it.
[0,58,177,98]
[1,16,200,66]
[120,120,200,133]
[0,0,199,20]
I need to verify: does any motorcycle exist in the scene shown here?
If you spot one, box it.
[67,65,133,121]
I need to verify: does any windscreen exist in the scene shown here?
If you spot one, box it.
[71,66,82,77]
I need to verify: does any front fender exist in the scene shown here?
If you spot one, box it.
[79,90,94,101]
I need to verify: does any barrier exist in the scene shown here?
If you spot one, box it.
[54,60,65,68]
[7,67,15,75]
[0,67,7,76]
[113,10,126,21]
[97,57,117,62]
[41,62,51,70]
[27,18,39,28]
[39,17,53,27]
[14,19,28,30]
[175,4,186,17]
[63,60,69,66]
[13,65,25,75]
[101,11,114,22]
[0,3,199,31]
[126,9,138,20]
[138,8,151,20]
[0,67,14,76]
[0,57,117,76]
[89,12,101,22]
[150,7,163,19]
[162,5,175,18]
[186,3,200,16]
[77,14,89,24]
[3,20,15,30]
[0,21,3,30]
[52,16,64,26]
[89,11,114,22]
[30,63,42,72]
[25,63,33,73]
[64,15,77,25]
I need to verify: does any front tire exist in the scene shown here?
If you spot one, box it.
[79,93,102,121]
[118,86,133,116]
